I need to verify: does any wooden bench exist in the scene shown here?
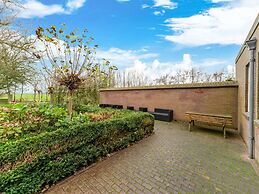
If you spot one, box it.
[185,112,234,138]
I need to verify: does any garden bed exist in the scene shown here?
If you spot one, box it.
[0,104,154,194]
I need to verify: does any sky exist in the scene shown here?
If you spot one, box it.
[17,0,259,80]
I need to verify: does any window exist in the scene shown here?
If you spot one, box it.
[245,64,249,112]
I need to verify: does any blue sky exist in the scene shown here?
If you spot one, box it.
[17,0,259,79]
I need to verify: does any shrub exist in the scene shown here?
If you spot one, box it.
[0,109,154,194]
[75,104,101,113]
[0,104,69,142]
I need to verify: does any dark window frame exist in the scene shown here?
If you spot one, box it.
[245,63,249,112]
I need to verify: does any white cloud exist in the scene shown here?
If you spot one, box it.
[35,41,231,84]
[18,0,86,18]
[98,47,229,76]
[142,4,150,9]
[153,10,165,16]
[19,0,65,18]
[153,0,177,9]
[227,64,235,75]
[123,53,193,82]
[198,58,227,67]
[97,47,159,68]
[98,47,229,80]
[142,1,177,16]
[210,0,234,2]
[121,54,232,85]
[164,0,259,46]
[66,0,86,11]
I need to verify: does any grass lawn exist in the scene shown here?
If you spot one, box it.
[0,93,48,101]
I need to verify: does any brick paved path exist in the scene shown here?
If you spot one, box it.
[46,121,259,194]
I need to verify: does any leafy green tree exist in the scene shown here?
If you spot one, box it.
[0,41,36,100]
[0,0,38,100]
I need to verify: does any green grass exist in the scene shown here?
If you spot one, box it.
[0,94,47,101]
[19,94,35,101]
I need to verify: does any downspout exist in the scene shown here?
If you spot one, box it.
[246,38,257,159]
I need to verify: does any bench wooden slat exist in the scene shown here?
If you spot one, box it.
[185,112,235,138]
[186,112,232,119]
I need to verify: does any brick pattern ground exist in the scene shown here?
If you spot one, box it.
[46,121,259,194]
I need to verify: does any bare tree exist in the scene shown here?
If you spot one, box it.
[0,0,21,27]
[114,70,151,87]
[154,67,235,86]
[36,24,116,118]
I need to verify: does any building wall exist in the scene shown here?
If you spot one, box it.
[236,48,250,146]
[235,14,259,163]
[100,84,238,128]
[255,122,259,163]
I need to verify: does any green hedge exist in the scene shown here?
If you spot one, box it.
[0,111,154,194]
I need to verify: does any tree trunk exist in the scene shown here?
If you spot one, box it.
[7,89,12,102]
[20,84,24,102]
[38,91,40,102]
[67,90,74,119]
[50,93,53,105]
[41,92,43,102]
[45,92,48,102]
[34,89,36,102]
[13,86,16,102]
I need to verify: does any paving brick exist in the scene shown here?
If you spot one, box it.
[46,121,259,194]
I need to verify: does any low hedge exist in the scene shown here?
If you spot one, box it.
[0,110,154,194]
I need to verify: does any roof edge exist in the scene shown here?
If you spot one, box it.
[100,81,238,92]
[235,13,259,63]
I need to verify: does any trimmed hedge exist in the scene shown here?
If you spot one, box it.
[0,111,154,194]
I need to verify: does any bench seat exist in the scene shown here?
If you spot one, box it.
[185,112,235,138]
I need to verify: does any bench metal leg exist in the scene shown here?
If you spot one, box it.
[189,121,193,132]
[223,125,226,138]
